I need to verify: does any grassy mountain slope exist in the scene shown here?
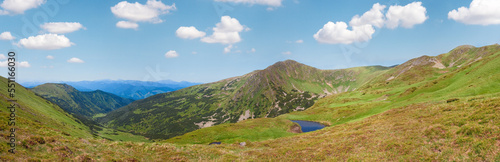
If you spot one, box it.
[31,83,134,119]
[0,77,149,160]
[100,60,389,139]
[0,77,93,159]
[166,44,500,150]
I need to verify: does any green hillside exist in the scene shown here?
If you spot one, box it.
[31,83,134,119]
[100,60,389,139]
[0,77,148,160]
[0,77,93,159]
[166,44,500,151]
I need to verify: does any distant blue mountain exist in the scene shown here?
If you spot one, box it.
[20,80,201,100]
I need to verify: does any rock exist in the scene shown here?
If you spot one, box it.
[239,142,246,146]
[289,124,302,133]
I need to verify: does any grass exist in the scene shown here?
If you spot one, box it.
[165,118,297,144]
[4,94,498,161]
[96,127,149,142]
[92,113,106,119]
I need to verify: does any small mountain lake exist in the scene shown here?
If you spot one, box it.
[291,120,325,132]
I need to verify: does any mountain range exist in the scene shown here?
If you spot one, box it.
[30,83,134,119]
[2,44,500,161]
[21,80,200,100]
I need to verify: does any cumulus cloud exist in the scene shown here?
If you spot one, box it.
[165,50,178,58]
[282,51,291,55]
[176,26,206,39]
[314,2,428,44]
[41,22,85,34]
[0,54,30,67]
[67,57,84,63]
[448,0,500,25]
[215,0,283,7]
[18,61,30,67]
[350,3,386,28]
[224,44,233,53]
[0,31,15,40]
[0,61,31,67]
[46,55,54,59]
[116,21,139,30]
[18,34,74,50]
[385,2,428,29]
[295,39,303,43]
[314,21,375,44]
[201,16,248,44]
[111,0,175,25]
[0,0,45,15]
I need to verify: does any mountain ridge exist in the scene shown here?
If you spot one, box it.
[21,80,200,100]
[100,59,390,139]
[31,83,134,119]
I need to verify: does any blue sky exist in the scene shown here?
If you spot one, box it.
[0,0,499,83]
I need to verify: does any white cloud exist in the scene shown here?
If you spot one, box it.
[313,21,375,44]
[176,26,206,39]
[0,31,15,40]
[295,39,303,43]
[192,51,197,54]
[282,51,291,55]
[202,31,242,44]
[0,61,31,67]
[248,48,256,53]
[0,59,31,68]
[350,3,386,28]
[67,57,84,63]
[215,0,283,7]
[224,44,233,53]
[111,0,175,24]
[448,0,500,25]
[165,50,178,58]
[314,2,428,44]
[201,16,247,44]
[0,54,30,67]
[18,34,74,50]
[18,61,30,67]
[116,21,139,30]
[41,22,85,34]
[0,0,45,15]
[385,2,428,29]
[46,55,54,59]
[0,60,12,67]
